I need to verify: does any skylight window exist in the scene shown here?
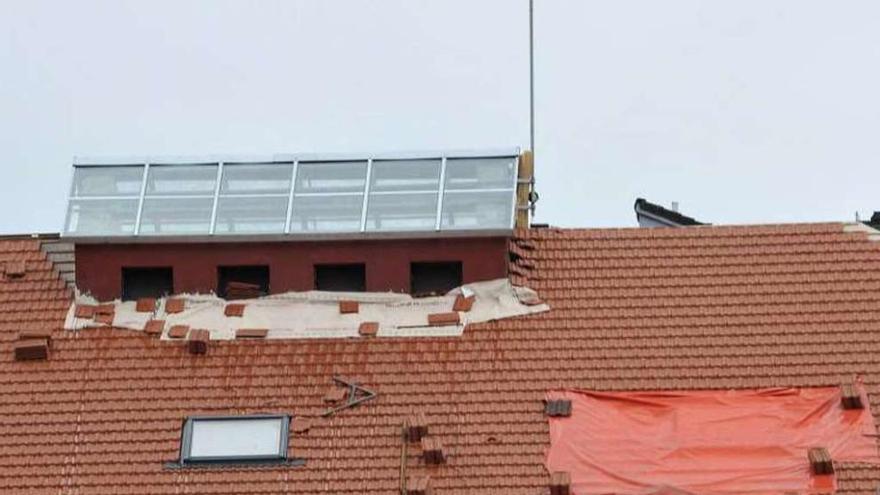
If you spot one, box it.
[64,149,520,238]
[180,415,289,464]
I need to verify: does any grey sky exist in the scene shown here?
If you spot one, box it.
[2,0,879,234]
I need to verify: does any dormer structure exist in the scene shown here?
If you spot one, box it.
[63,149,535,301]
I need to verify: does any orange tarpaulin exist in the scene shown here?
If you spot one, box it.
[545,386,880,494]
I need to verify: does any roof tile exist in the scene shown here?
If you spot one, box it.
[428,312,460,326]
[74,304,95,318]
[358,322,379,337]
[187,329,209,354]
[3,223,880,493]
[143,319,164,336]
[167,324,189,339]
[224,303,246,317]
[135,298,156,313]
[453,294,475,312]
[235,328,268,339]
[94,312,114,325]
[164,298,185,314]
[339,300,359,314]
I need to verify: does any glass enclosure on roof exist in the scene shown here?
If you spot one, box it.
[63,150,519,238]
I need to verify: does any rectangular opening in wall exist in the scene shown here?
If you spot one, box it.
[122,267,174,300]
[411,261,462,297]
[180,415,290,465]
[314,263,366,292]
[217,265,270,299]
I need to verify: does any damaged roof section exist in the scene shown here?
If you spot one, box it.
[545,386,880,493]
[65,278,548,340]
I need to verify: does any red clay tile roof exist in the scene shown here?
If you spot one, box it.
[2,223,880,493]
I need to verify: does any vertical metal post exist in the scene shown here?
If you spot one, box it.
[360,159,373,232]
[133,163,150,236]
[209,162,224,235]
[434,157,448,231]
[284,160,299,234]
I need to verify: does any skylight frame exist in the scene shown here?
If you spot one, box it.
[64,149,520,240]
[179,414,290,465]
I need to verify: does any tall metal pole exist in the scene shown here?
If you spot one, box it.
[529,0,535,155]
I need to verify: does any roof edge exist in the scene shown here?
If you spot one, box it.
[634,198,705,227]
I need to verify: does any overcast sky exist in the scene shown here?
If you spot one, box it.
[2,0,879,234]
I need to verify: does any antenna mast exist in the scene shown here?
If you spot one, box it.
[529,0,535,154]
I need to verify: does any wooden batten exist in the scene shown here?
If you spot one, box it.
[515,150,534,228]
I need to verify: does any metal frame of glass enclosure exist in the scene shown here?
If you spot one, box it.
[62,149,520,241]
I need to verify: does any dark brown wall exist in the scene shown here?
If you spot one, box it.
[75,237,509,300]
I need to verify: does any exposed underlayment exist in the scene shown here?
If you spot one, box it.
[844,222,880,240]
[64,278,548,339]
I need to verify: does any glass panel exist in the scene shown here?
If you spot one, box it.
[215,196,289,234]
[139,197,214,235]
[71,166,144,197]
[221,163,293,195]
[370,159,441,192]
[365,192,438,231]
[444,157,517,191]
[65,199,139,235]
[189,417,284,459]
[146,165,218,196]
[290,194,363,232]
[440,190,514,230]
[295,161,367,194]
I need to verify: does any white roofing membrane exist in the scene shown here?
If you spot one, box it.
[64,278,548,340]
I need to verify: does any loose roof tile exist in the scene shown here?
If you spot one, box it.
[291,418,312,434]
[453,294,475,312]
[405,413,429,442]
[427,312,460,326]
[74,304,95,318]
[235,328,268,339]
[3,223,880,493]
[406,475,431,495]
[339,300,359,314]
[167,324,189,339]
[143,319,164,336]
[135,297,156,313]
[94,312,113,325]
[549,471,572,495]
[164,298,185,314]
[358,321,379,337]
[810,447,835,475]
[224,303,246,317]
[421,437,446,465]
[4,259,26,278]
[94,303,114,315]
[187,329,209,354]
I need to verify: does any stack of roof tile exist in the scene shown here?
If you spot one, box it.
[224,281,262,300]
[2,223,880,493]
